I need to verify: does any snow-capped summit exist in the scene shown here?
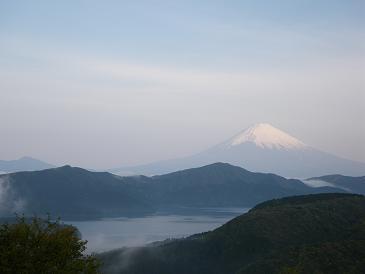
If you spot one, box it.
[111,123,365,178]
[228,123,307,150]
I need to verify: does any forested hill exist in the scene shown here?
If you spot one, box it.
[0,163,345,219]
[100,193,365,274]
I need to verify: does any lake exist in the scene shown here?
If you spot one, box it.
[66,207,249,253]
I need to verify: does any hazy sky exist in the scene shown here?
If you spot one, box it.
[0,0,364,168]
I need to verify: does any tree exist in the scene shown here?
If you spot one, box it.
[0,215,100,274]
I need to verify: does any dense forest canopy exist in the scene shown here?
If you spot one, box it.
[0,216,100,274]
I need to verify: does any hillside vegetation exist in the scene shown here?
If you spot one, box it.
[100,193,365,274]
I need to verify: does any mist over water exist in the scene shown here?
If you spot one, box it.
[67,207,249,253]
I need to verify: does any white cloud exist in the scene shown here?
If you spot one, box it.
[0,176,26,216]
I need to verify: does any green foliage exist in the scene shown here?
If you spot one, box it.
[100,193,365,274]
[0,215,100,274]
[277,240,365,274]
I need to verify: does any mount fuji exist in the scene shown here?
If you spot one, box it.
[111,123,365,178]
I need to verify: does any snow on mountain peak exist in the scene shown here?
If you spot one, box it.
[229,123,307,150]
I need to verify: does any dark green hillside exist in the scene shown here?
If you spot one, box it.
[100,193,365,274]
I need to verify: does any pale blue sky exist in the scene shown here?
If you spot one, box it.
[0,0,364,168]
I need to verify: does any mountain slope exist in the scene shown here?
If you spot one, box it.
[0,166,152,219]
[0,156,55,173]
[0,163,344,218]
[222,122,306,149]
[305,174,365,194]
[111,123,365,178]
[100,193,365,274]
[147,163,341,207]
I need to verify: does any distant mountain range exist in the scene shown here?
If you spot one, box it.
[3,124,364,179]
[0,163,346,219]
[0,165,151,219]
[100,193,365,274]
[111,123,365,178]
[0,156,55,173]
[304,174,365,194]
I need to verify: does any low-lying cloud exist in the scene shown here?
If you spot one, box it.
[0,176,26,216]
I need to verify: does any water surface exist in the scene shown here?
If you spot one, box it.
[67,207,249,253]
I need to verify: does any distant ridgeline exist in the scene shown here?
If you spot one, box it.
[110,123,365,178]
[1,162,361,219]
[99,193,365,274]
[0,156,55,173]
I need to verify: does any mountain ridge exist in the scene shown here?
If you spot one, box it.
[110,123,365,178]
[0,156,55,173]
[0,163,345,219]
[304,174,365,195]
